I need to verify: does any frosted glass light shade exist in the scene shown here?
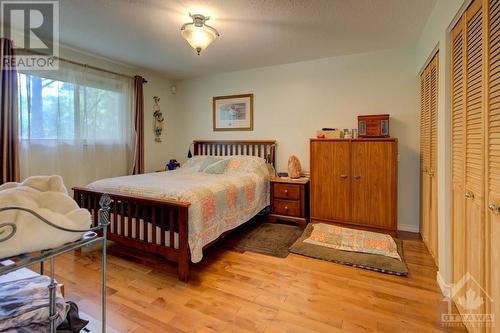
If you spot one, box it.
[181,25,218,55]
[181,14,219,55]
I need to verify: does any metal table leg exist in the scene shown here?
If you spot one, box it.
[48,257,56,333]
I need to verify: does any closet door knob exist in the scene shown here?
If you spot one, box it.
[465,191,475,199]
[489,203,500,214]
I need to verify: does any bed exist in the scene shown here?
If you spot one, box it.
[73,140,276,281]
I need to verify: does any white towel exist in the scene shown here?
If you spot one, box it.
[0,175,91,259]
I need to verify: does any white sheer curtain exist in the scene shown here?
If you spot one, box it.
[17,62,134,193]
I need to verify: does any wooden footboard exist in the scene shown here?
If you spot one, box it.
[73,187,191,281]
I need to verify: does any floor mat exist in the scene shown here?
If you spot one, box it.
[223,222,303,258]
[289,224,409,276]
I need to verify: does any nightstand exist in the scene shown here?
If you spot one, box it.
[269,177,310,228]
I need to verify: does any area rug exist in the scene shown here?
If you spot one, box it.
[289,224,409,276]
[223,222,303,258]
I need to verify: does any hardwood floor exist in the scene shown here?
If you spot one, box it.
[51,221,467,333]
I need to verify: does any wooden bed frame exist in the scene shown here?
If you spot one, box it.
[73,140,276,282]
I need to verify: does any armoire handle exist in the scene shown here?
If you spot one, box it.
[465,191,475,199]
[340,174,348,179]
[353,175,361,180]
[489,203,500,214]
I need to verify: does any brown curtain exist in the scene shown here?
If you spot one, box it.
[132,75,145,174]
[0,38,19,184]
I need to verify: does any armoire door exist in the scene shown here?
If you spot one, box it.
[487,0,500,329]
[451,15,466,294]
[310,140,351,222]
[351,140,397,230]
[465,0,485,329]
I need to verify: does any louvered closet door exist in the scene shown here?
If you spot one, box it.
[429,55,439,262]
[420,66,431,246]
[487,0,500,329]
[451,16,467,297]
[419,73,428,242]
[419,53,438,263]
[465,1,486,330]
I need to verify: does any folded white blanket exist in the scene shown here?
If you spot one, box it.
[0,175,91,259]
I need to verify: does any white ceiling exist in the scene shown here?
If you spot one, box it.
[58,0,436,80]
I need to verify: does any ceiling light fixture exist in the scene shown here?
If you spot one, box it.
[181,14,220,55]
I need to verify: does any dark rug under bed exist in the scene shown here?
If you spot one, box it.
[289,224,409,276]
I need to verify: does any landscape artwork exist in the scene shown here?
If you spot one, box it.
[213,94,253,131]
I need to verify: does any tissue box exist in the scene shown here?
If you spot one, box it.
[316,130,341,139]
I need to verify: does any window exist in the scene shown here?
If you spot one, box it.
[18,72,129,143]
[17,62,134,193]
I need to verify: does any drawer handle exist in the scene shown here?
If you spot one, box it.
[284,189,288,194]
[340,174,348,179]
[284,206,289,211]
[489,203,500,214]
[465,191,475,199]
[353,175,361,180]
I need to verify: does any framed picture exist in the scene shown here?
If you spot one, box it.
[213,94,253,131]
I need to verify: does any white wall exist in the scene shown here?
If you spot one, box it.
[415,0,467,286]
[60,46,175,173]
[172,47,420,232]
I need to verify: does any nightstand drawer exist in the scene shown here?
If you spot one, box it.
[273,199,301,217]
[274,183,300,200]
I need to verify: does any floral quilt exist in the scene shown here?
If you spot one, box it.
[88,156,270,263]
[304,223,401,260]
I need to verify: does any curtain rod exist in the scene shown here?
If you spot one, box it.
[26,50,148,83]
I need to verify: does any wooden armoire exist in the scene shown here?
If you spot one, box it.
[310,138,398,234]
[450,0,500,332]
[419,52,439,265]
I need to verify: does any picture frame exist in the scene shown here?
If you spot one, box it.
[213,94,254,131]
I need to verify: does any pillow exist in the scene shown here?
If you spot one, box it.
[203,159,230,174]
[198,156,222,172]
[181,156,207,170]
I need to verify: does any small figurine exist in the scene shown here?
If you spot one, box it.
[166,159,180,170]
[153,96,164,142]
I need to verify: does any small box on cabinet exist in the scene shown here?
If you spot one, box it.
[358,114,390,138]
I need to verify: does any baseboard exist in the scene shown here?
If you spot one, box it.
[398,223,420,233]
[437,271,451,298]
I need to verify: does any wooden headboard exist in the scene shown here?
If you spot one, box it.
[193,140,277,166]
